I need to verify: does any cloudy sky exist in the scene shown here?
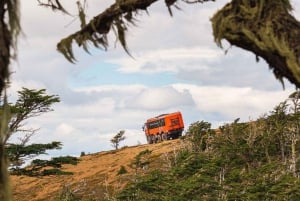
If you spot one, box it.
[9,0,300,156]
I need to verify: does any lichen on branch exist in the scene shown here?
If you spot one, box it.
[55,0,300,88]
[56,0,215,63]
[56,0,160,63]
[211,0,300,87]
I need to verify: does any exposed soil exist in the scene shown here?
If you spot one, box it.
[10,139,183,201]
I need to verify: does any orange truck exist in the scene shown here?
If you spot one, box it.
[143,111,184,144]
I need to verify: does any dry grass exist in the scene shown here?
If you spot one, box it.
[10,139,182,201]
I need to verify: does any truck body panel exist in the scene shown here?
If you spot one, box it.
[144,112,184,144]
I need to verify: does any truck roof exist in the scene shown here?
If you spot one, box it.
[146,111,182,122]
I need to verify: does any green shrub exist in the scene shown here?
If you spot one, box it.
[55,185,81,201]
[117,165,128,175]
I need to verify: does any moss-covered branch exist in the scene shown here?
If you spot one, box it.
[57,0,160,63]
[56,0,215,62]
[211,0,300,87]
[57,0,300,87]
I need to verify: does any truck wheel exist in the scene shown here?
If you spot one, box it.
[152,135,156,143]
[157,134,162,142]
[162,133,167,141]
[147,135,153,144]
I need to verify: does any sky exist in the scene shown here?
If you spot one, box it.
[9,0,300,157]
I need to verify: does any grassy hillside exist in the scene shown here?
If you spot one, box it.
[11,140,182,201]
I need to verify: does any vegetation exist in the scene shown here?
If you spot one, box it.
[117,90,300,201]
[80,151,86,157]
[117,165,128,175]
[0,87,59,200]
[111,130,126,150]
[55,185,82,201]
[0,87,59,145]
[0,88,79,176]
[6,141,62,168]
[10,155,79,176]
[185,120,215,152]
[130,149,152,176]
[0,0,299,200]
[211,0,300,87]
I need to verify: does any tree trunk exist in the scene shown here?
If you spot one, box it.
[0,1,12,200]
[211,0,300,87]
[0,0,10,95]
[279,139,286,164]
[0,144,12,201]
[264,146,271,164]
[291,137,297,176]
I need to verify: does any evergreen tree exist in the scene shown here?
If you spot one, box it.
[6,141,62,169]
[111,130,126,150]
[3,88,60,144]
[1,88,67,176]
[185,120,214,152]
[0,87,59,200]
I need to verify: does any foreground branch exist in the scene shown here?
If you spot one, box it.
[211,0,300,87]
[57,0,159,62]
[57,0,300,88]
[56,0,216,62]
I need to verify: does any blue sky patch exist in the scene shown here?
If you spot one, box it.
[69,61,182,87]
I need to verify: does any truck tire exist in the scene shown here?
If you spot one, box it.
[162,133,167,141]
[147,135,153,144]
[157,134,162,142]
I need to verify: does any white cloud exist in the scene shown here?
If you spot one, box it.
[55,123,76,136]
[173,83,294,121]
[125,86,194,110]
[74,84,146,94]
[108,47,221,74]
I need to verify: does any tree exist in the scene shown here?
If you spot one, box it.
[0,1,21,199]
[0,0,20,95]
[269,101,290,163]
[111,130,126,150]
[6,141,62,169]
[185,120,214,152]
[0,87,59,200]
[131,149,152,176]
[9,154,79,177]
[4,88,60,144]
[286,90,300,175]
[3,87,60,165]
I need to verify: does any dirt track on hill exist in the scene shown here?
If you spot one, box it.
[11,139,183,201]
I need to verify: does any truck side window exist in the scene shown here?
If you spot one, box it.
[171,118,179,126]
